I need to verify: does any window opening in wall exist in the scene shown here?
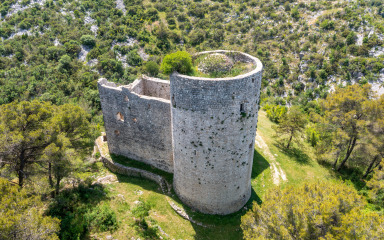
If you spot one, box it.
[114,130,120,136]
[240,103,245,113]
[172,95,176,108]
[252,78,255,83]
[116,112,124,122]
[194,150,197,155]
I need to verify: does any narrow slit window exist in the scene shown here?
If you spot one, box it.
[116,112,124,122]
[240,103,245,113]
[172,95,176,108]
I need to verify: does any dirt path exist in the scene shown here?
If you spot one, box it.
[255,134,287,185]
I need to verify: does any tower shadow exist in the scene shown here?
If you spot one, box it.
[252,149,270,178]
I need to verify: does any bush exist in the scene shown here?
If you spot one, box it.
[144,61,159,77]
[80,35,96,47]
[64,40,81,58]
[85,204,119,232]
[263,104,287,123]
[320,19,335,30]
[126,49,142,66]
[59,55,72,69]
[160,51,193,75]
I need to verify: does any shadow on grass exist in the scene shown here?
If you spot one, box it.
[172,188,261,240]
[252,149,270,180]
[47,182,109,240]
[275,143,311,165]
[317,159,366,191]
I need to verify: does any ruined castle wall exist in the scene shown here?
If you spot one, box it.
[98,78,173,173]
[171,51,263,215]
[141,75,170,99]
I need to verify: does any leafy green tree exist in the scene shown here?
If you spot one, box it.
[274,106,307,149]
[0,177,60,240]
[241,181,384,240]
[160,51,193,75]
[317,85,377,171]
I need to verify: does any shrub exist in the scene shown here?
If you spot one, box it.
[160,51,193,75]
[64,40,81,58]
[47,46,66,61]
[320,19,335,30]
[189,29,205,46]
[144,61,159,77]
[80,35,96,47]
[59,55,72,69]
[126,49,142,66]
[85,204,119,232]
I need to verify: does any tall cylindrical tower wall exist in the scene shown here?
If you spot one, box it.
[170,51,263,215]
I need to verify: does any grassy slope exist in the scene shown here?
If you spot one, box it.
[93,111,340,240]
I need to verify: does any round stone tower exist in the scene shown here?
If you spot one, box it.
[170,50,263,215]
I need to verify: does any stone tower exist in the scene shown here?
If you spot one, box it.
[170,50,263,214]
[98,50,263,215]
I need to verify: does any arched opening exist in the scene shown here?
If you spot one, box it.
[116,112,124,122]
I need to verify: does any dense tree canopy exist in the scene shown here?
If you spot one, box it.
[316,85,383,171]
[241,181,384,240]
[0,100,92,189]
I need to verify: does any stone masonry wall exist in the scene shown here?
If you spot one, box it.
[98,50,263,215]
[170,50,263,215]
[98,77,173,173]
